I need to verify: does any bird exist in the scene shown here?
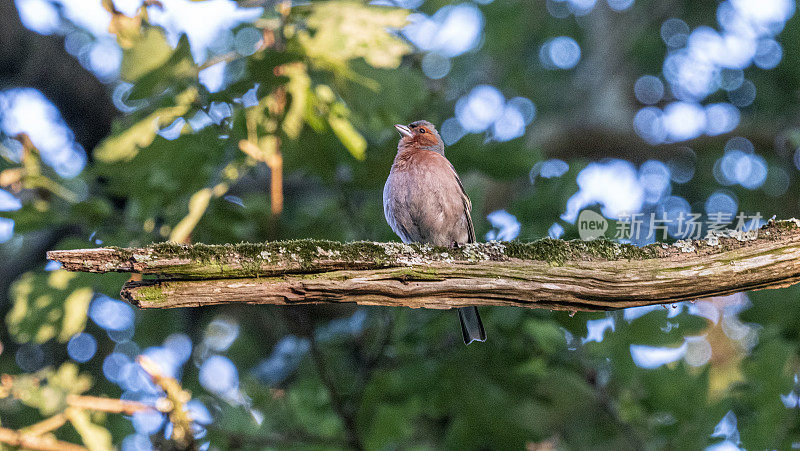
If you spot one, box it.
[383,120,486,344]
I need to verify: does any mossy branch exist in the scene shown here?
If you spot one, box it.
[47,220,800,312]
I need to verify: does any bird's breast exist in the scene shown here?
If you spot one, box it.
[383,160,470,246]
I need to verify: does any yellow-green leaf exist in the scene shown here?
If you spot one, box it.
[126,34,197,101]
[6,269,127,344]
[59,288,94,342]
[50,362,93,395]
[7,271,92,344]
[10,363,93,416]
[120,27,173,81]
[108,11,143,48]
[296,1,411,70]
[170,187,213,243]
[282,63,311,139]
[69,409,113,451]
[329,114,367,160]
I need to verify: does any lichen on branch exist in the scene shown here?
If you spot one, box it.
[45,220,800,312]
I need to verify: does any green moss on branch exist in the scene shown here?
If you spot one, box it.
[133,237,662,267]
[49,219,800,280]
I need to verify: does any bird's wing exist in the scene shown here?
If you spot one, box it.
[447,161,476,244]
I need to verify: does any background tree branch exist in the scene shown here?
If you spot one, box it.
[0,1,116,152]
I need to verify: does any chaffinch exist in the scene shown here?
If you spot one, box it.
[383,120,486,344]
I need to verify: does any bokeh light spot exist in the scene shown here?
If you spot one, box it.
[203,317,239,352]
[90,295,135,331]
[16,344,45,372]
[199,355,239,395]
[541,36,581,70]
[704,103,740,136]
[16,0,60,35]
[661,18,690,48]
[507,97,537,125]
[607,0,634,11]
[492,105,526,141]
[727,79,756,107]
[0,88,88,178]
[662,101,706,142]
[634,75,665,105]
[485,210,521,241]
[404,4,484,58]
[754,38,783,69]
[548,223,565,238]
[67,333,97,363]
[440,117,466,146]
[0,189,22,211]
[634,107,666,144]
[421,53,452,79]
[563,160,645,222]
[455,85,505,132]
[705,191,738,217]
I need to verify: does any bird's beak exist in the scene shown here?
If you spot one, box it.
[394,124,413,138]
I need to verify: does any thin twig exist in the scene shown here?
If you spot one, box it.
[1,374,153,415]
[362,311,395,376]
[198,51,240,71]
[0,426,87,451]
[66,394,151,415]
[23,413,69,437]
[138,355,197,450]
[308,335,365,451]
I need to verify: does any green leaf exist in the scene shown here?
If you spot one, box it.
[107,7,143,49]
[126,34,197,101]
[170,187,214,243]
[295,1,411,70]
[328,111,367,160]
[282,63,312,139]
[335,60,426,133]
[7,271,93,344]
[92,126,227,234]
[59,287,94,342]
[120,27,174,81]
[94,87,198,163]
[11,363,92,416]
[524,318,566,353]
[50,362,93,395]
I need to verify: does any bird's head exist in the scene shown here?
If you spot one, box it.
[395,120,444,154]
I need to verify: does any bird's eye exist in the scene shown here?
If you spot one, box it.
[419,128,426,134]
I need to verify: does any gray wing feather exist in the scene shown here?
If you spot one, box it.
[447,162,475,244]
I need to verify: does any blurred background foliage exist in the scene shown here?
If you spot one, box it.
[1,0,800,449]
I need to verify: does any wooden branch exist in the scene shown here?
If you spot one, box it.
[65,394,151,415]
[0,426,87,451]
[1,374,152,416]
[138,356,196,450]
[24,413,69,437]
[47,220,800,312]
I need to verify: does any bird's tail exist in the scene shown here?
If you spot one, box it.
[458,307,486,345]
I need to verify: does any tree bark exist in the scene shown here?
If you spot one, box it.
[47,220,800,312]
